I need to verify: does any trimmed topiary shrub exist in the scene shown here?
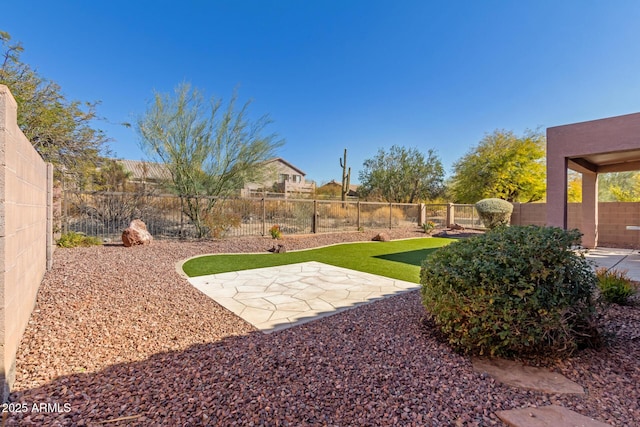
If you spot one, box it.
[475,198,513,229]
[420,225,599,357]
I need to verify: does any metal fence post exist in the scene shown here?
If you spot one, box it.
[313,200,318,233]
[357,201,361,231]
[262,198,266,236]
[389,203,392,229]
[63,189,69,234]
[179,198,184,238]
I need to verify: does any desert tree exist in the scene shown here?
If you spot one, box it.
[136,83,283,237]
[0,31,109,186]
[358,145,445,203]
[449,129,546,203]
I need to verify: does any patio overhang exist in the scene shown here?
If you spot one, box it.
[547,112,640,248]
[568,148,640,174]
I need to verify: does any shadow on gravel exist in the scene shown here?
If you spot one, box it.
[7,291,638,426]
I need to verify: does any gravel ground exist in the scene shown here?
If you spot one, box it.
[5,228,640,426]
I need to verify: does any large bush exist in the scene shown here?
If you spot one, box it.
[420,226,599,357]
[475,198,513,229]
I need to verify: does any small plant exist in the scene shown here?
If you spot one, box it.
[57,231,103,248]
[596,268,637,305]
[269,224,282,239]
[202,211,241,239]
[422,220,436,235]
[475,198,513,229]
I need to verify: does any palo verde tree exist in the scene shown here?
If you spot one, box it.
[566,170,640,203]
[599,171,640,202]
[0,31,109,186]
[358,145,445,203]
[136,83,283,237]
[449,129,546,203]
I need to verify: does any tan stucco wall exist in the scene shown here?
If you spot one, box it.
[0,85,52,401]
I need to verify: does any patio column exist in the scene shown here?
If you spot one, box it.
[546,155,568,229]
[581,171,598,248]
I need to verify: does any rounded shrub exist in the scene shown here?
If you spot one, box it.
[475,198,513,229]
[420,225,599,357]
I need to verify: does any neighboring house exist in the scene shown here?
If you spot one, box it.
[116,157,314,197]
[316,180,359,198]
[117,159,171,190]
[242,158,315,197]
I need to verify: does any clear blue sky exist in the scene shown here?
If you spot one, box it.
[4,1,640,184]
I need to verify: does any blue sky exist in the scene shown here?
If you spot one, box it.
[3,1,640,184]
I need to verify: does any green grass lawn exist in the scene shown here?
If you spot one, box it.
[182,237,452,283]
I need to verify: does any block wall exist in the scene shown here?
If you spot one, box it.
[0,85,53,402]
[512,202,640,248]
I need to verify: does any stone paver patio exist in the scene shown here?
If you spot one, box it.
[583,247,640,279]
[186,261,417,333]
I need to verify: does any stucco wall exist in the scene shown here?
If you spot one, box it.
[0,85,53,402]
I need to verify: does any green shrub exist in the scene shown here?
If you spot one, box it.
[269,224,282,239]
[57,231,103,248]
[202,211,242,239]
[422,220,436,234]
[596,268,637,305]
[420,225,599,357]
[475,198,513,229]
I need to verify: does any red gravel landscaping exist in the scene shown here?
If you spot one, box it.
[6,229,640,426]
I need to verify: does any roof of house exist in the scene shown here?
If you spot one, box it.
[115,157,307,182]
[319,180,342,188]
[117,159,171,181]
[318,180,359,194]
[262,157,306,176]
[319,180,358,190]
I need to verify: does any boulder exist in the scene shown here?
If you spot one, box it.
[372,232,391,242]
[122,219,153,247]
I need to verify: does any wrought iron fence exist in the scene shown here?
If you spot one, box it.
[61,191,484,241]
[451,204,485,229]
[421,204,449,228]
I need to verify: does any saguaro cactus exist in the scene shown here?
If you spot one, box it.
[340,148,351,202]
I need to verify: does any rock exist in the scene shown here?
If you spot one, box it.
[472,358,585,394]
[496,405,612,427]
[450,223,465,230]
[122,219,153,247]
[268,244,286,253]
[372,232,391,242]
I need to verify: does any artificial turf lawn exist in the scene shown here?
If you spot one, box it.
[181,237,452,283]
